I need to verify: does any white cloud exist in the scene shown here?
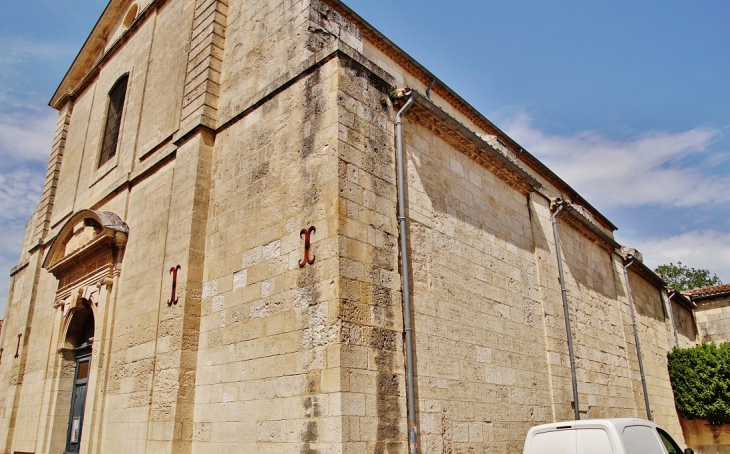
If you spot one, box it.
[623,230,730,284]
[0,38,73,66]
[0,110,57,163]
[0,107,55,317]
[0,167,44,223]
[502,113,730,209]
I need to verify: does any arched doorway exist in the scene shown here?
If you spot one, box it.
[64,308,94,453]
[41,209,127,452]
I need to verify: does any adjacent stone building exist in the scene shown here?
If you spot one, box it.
[0,0,699,453]
[687,284,730,344]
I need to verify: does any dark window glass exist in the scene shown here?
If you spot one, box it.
[623,425,664,454]
[657,428,682,454]
[76,361,89,380]
[98,75,128,167]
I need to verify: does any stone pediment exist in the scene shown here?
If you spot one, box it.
[50,0,144,108]
[43,209,129,282]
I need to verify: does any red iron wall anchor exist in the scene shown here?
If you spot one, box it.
[299,226,316,267]
[167,265,181,306]
[15,334,21,358]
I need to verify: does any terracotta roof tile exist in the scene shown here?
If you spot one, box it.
[686,283,730,298]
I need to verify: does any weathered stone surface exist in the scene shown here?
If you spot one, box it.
[0,1,698,453]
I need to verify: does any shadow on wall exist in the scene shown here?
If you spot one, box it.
[673,303,697,343]
[679,415,730,454]
[627,272,668,325]
[558,222,621,301]
[405,124,533,257]
[403,116,554,449]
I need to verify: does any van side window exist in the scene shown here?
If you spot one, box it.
[623,426,664,454]
[656,428,682,454]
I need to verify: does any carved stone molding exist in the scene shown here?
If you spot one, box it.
[43,209,128,301]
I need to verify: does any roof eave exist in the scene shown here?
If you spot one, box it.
[624,255,667,290]
[326,0,617,232]
[49,0,126,109]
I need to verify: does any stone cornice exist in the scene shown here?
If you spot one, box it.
[553,200,620,252]
[623,254,667,290]
[407,91,540,196]
[43,210,128,278]
[323,0,617,232]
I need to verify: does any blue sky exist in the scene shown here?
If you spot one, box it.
[1,0,728,315]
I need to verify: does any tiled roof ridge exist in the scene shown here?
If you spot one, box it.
[685,283,730,297]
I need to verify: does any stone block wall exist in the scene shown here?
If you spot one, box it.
[217,0,362,125]
[0,1,695,453]
[626,270,685,444]
[400,117,552,453]
[191,58,345,453]
[552,224,639,421]
[335,56,406,453]
[672,301,698,348]
[695,295,730,344]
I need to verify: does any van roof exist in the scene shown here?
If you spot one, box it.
[527,419,660,435]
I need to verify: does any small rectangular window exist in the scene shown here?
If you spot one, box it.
[76,361,89,380]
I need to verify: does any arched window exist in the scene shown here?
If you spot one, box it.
[98,74,129,167]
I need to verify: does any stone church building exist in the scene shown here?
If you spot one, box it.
[0,0,699,453]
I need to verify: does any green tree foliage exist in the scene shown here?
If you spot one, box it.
[667,343,730,424]
[655,261,722,291]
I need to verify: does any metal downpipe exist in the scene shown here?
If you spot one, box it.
[623,258,652,420]
[666,290,680,348]
[551,200,580,421]
[396,91,418,453]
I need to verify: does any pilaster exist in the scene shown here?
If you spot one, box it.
[179,0,229,134]
[34,102,73,241]
[145,129,213,454]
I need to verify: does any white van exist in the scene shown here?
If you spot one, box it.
[523,419,693,454]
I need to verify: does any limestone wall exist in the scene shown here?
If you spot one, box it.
[0,0,695,453]
[334,56,406,453]
[49,86,97,228]
[0,1,204,452]
[672,301,699,348]
[400,118,552,453]
[552,224,639,421]
[626,270,685,444]
[48,0,191,231]
[217,0,362,125]
[191,57,346,452]
[680,416,730,454]
[134,0,192,153]
[695,295,730,344]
